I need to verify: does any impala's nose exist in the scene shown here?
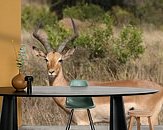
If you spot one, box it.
[48,69,56,76]
[49,70,54,74]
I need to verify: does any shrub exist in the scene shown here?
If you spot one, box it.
[113,25,145,63]
[111,6,137,26]
[74,14,113,59]
[74,15,144,64]
[21,5,57,30]
[21,4,70,49]
[63,4,105,22]
[64,6,84,20]
[45,24,70,48]
[129,0,163,27]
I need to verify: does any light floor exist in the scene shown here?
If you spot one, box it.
[19,125,163,130]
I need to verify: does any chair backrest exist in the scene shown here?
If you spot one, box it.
[65,80,95,109]
[69,80,88,87]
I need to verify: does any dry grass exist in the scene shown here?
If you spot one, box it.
[131,29,163,84]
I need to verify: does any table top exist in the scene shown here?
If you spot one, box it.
[0,86,158,97]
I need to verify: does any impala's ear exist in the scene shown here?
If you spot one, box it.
[32,46,46,57]
[62,47,75,60]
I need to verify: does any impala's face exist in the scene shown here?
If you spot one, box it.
[33,46,75,82]
[45,52,62,79]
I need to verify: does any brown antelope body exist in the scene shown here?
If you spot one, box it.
[32,18,163,125]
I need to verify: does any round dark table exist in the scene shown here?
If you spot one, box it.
[0,86,158,130]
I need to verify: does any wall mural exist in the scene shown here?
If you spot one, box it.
[21,0,163,126]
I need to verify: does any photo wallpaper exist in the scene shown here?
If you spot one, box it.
[21,0,163,125]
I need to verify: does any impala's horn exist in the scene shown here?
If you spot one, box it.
[33,22,53,53]
[57,18,78,53]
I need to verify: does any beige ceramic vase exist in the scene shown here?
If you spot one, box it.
[11,72,27,91]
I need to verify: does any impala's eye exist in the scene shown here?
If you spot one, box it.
[45,58,49,62]
[58,59,63,62]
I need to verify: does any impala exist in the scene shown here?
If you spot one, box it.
[32,18,163,125]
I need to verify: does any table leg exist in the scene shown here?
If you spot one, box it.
[110,96,127,130]
[0,96,18,130]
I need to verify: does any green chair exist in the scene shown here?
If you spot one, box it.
[65,80,96,130]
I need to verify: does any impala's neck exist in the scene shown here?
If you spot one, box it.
[49,67,68,86]
[49,67,72,118]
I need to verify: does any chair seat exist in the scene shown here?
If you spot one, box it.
[65,97,95,109]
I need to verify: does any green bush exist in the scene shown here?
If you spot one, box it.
[74,15,144,63]
[21,5,57,30]
[45,24,70,48]
[21,4,70,49]
[111,6,138,26]
[74,14,113,59]
[129,0,163,27]
[64,6,84,20]
[113,25,145,63]
[63,4,105,22]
